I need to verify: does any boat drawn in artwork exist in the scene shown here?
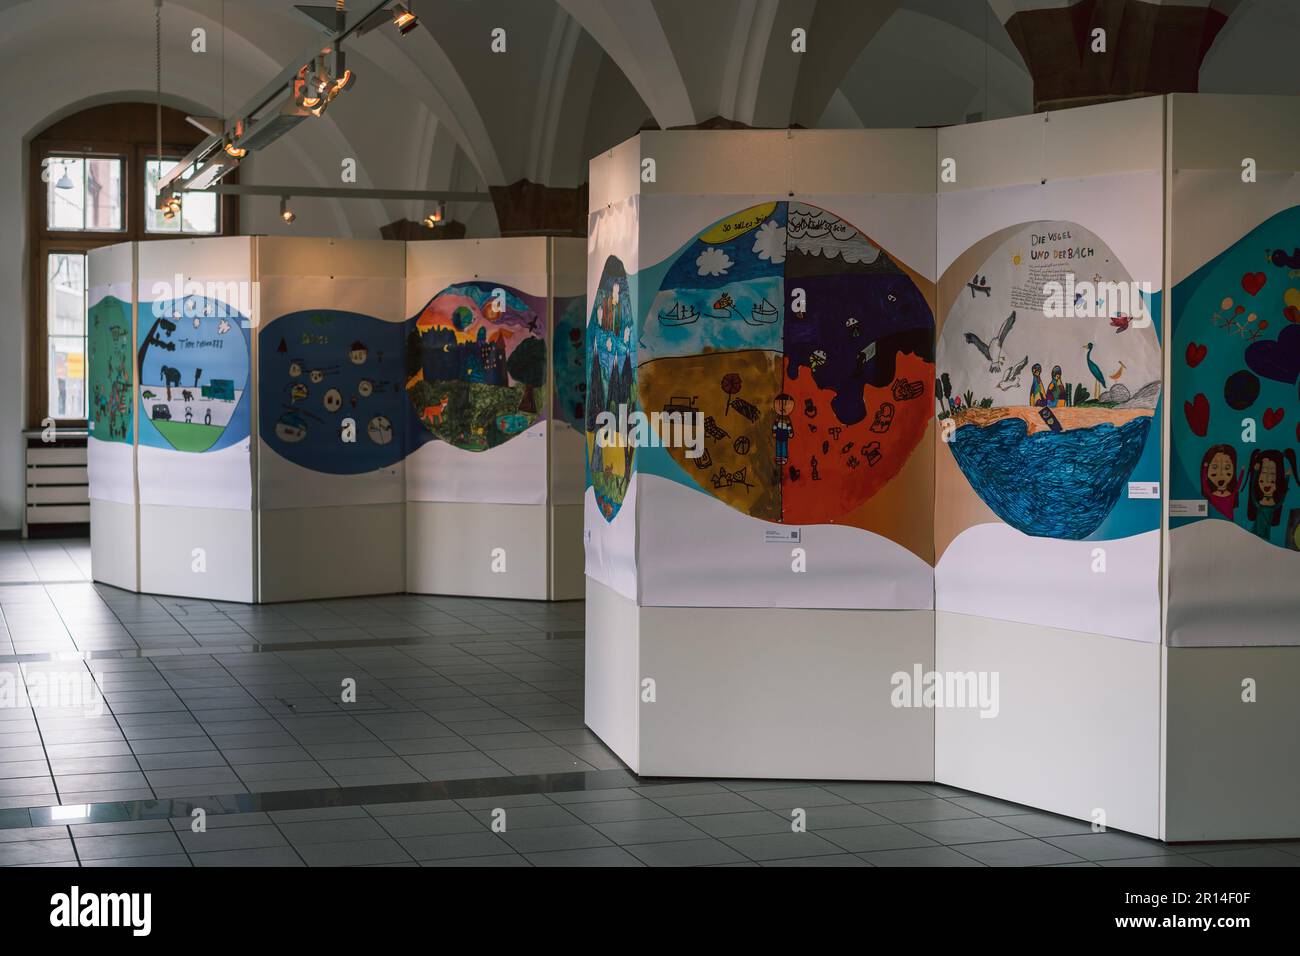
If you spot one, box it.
[658,302,700,326]
[747,296,779,326]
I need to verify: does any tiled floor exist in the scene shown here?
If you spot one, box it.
[1,536,1297,867]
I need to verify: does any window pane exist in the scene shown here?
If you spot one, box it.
[47,253,86,336]
[47,253,87,420]
[182,189,218,234]
[145,159,181,233]
[45,155,123,232]
[146,158,219,234]
[46,157,85,230]
[49,336,87,420]
[85,157,123,230]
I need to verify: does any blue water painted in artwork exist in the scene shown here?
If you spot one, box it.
[949,415,1153,540]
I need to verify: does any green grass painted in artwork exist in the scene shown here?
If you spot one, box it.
[151,420,223,453]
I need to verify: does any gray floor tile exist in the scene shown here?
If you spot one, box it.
[1044,832,1181,861]
[499,824,612,854]
[862,845,986,867]
[820,824,938,853]
[1185,847,1300,867]
[907,817,1029,845]
[524,846,644,867]
[760,853,870,867]
[953,839,1083,867]
[722,831,844,861]
[297,838,413,867]
[593,817,708,844]
[563,798,676,824]
[872,799,982,824]
[624,838,747,867]
[191,846,305,867]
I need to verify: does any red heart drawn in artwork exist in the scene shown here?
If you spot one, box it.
[1285,305,1300,324]
[1184,394,1210,436]
[1185,342,1208,367]
[1242,272,1267,296]
[1263,407,1284,430]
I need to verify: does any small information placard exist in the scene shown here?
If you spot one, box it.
[1169,499,1208,518]
[1127,481,1161,499]
[764,527,801,544]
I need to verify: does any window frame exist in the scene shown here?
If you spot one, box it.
[27,105,240,428]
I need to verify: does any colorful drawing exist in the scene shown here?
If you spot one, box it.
[258,310,405,475]
[405,282,548,452]
[586,256,636,521]
[137,296,250,453]
[552,294,586,429]
[88,295,133,443]
[637,202,934,524]
[938,221,1162,539]
[1171,204,1300,549]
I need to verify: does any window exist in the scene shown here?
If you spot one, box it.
[46,252,88,420]
[44,155,124,232]
[28,103,239,428]
[144,158,219,234]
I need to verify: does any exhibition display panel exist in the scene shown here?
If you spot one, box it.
[87,235,585,603]
[582,96,1300,840]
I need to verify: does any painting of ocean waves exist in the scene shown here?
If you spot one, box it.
[949,416,1152,539]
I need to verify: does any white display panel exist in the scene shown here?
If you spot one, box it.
[935,105,1165,645]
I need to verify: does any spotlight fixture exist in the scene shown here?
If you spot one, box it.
[280,196,297,224]
[160,194,182,221]
[423,201,446,228]
[393,3,418,36]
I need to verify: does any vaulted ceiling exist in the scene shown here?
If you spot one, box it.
[0,0,1293,237]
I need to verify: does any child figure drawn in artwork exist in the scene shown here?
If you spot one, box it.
[1200,444,1245,520]
[772,393,795,466]
[1045,365,1068,406]
[1246,448,1297,541]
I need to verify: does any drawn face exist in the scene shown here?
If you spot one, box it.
[309,369,325,384]
[349,345,367,365]
[357,379,373,398]
[323,388,342,413]
[773,395,795,417]
[1207,452,1234,493]
[367,415,393,445]
[289,361,303,378]
[289,383,308,402]
[1259,459,1278,500]
[275,417,307,443]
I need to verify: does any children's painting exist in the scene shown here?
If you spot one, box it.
[553,294,586,429]
[137,295,250,452]
[637,202,934,525]
[88,295,133,443]
[937,221,1162,539]
[586,256,636,521]
[259,311,406,474]
[405,282,548,452]
[1171,204,1300,550]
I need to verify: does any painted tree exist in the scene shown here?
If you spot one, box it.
[507,337,547,414]
[940,372,953,413]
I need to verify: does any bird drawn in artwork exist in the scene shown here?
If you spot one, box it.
[1110,360,1127,381]
[996,355,1030,391]
[964,310,1017,373]
[967,274,991,298]
[1084,342,1107,399]
[1110,313,1134,333]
